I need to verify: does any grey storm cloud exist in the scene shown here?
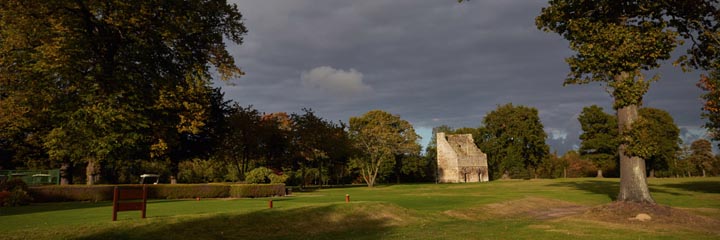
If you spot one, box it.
[301,66,371,96]
[219,0,710,152]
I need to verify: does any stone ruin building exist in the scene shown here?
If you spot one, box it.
[436,132,489,183]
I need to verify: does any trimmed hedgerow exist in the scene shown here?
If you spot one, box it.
[29,183,286,202]
[146,184,230,199]
[29,184,231,202]
[29,185,114,202]
[230,184,285,198]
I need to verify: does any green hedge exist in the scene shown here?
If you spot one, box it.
[29,183,286,202]
[147,184,230,199]
[230,184,285,198]
[29,185,115,202]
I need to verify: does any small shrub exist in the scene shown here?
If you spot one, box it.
[0,191,10,205]
[230,184,285,198]
[268,173,288,184]
[245,167,273,184]
[1,178,33,206]
[178,159,228,183]
[1,178,29,192]
[4,188,33,206]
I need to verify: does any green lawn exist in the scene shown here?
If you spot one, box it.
[2,178,719,239]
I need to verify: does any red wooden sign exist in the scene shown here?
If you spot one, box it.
[112,185,147,221]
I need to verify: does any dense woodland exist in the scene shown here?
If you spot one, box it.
[1,1,719,190]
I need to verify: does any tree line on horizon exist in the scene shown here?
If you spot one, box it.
[4,89,717,186]
[428,104,720,181]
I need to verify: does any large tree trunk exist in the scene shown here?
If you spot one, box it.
[60,162,72,185]
[365,167,375,188]
[617,104,655,203]
[85,158,99,185]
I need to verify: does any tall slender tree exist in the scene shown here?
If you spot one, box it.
[217,104,262,179]
[578,105,619,178]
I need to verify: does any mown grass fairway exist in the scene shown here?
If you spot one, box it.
[2,178,719,239]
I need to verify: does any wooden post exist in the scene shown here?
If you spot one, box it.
[345,194,350,203]
[112,187,119,221]
[269,199,273,208]
[141,185,147,219]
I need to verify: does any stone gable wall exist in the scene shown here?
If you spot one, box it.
[437,133,489,183]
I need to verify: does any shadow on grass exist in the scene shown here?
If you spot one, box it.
[267,197,295,202]
[661,181,720,194]
[292,184,368,192]
[76,204,395,240]
[0,199,188,217]
[0,201,112,217]
[550,180,687,201]
[550,180,620,201]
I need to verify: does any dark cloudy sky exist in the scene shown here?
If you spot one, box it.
[217,0,708,154]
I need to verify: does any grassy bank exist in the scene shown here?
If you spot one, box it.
[2,177,719,239]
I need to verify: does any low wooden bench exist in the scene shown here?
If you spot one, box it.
[112,185,147,221]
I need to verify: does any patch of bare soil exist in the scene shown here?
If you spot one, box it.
[583,202,720,234]
[444,197,588,220]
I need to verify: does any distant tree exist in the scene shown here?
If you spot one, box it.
[689,139,715,177]
[291,109,349,186]
[396,154,432,182]
[538,151,569,178]
[481,103,549,179]
[453,127,481,136]
[348,110,421,187]
[260,112,293,170]
[563,150,597,178]
[217,104,262,179]
[627,108,681,177]
[578,105,619,178]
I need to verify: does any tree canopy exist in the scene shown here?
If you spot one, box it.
[348,110,421,187]
[689,139,717,177]
[578,105,619,178]
[535,0,714,203]
[480,103,549,179]
[0,0,247,184]
[626,108,681,177]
